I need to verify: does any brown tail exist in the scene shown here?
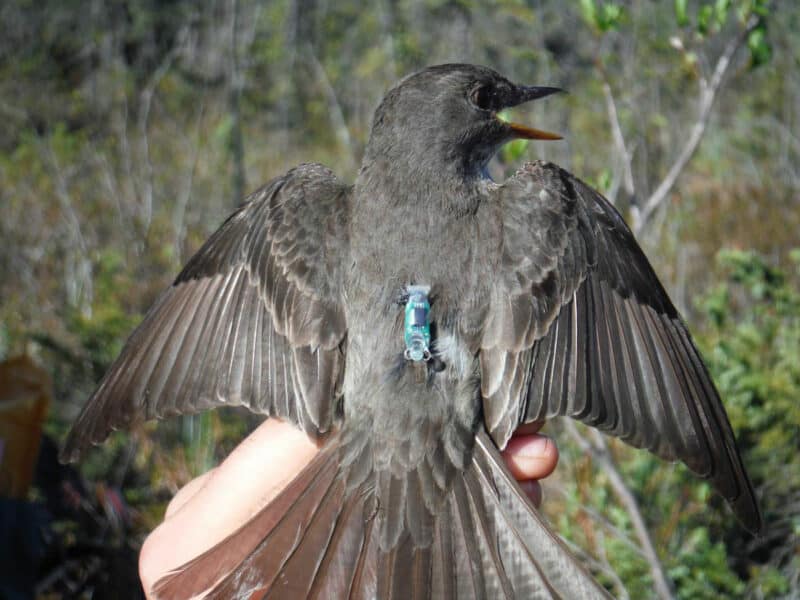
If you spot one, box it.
[153,431,610,599]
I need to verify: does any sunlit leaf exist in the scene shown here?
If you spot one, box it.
[675,0,689,26]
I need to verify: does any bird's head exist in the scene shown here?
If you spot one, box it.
[362,64,562,181]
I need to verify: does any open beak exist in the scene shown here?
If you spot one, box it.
[506,122,563,141]
[500,85,564,141]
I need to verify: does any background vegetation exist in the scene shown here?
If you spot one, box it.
[1,0,797,597]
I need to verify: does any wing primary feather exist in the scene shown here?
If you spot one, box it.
[220,273,254,405]
[609,293,655,448]
[549,304,572,416]
[626,301,680,460]
[660,315,731,480]
[529,329,551,421]
[154,277,223,418]
[541,315,560,416]
[240,283,261,407]
[641,305,711,475]
[122,287,191,420]
[210,270,247,406]
[167,274,231,413]
[600,283,638,442]
[139,285,204,417]
[670,324,762,531]
[618,300,662,453]
[187,267,244,411]
[566,291,582,416]
[584,277,611,427]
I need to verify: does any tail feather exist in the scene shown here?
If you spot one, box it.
[471,432,608,598]
[347,514,379,600]
[153,431,610,599]
[260,474,347,599]
[306,489,369,599]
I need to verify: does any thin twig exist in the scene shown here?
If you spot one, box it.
[136,26,188,232]
[305,44,357,172]
[565,421,676,600]
[556,531,631,597]
[547,483,648,558]
[596,59,635,206]
[631,15,761,234]
[42,141,94,317]
[228,0,246,206]
[596,530,631,600]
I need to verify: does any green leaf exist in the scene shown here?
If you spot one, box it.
[579,0,597,27]
[501,138,530,164]
[675,0,689,26]
[714,0,731,28]
[698,5,714,35]
[747,26,772,67]
[599,3,623,31]
[597,167,613,192]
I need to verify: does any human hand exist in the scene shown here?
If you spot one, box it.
[138,419,558,597]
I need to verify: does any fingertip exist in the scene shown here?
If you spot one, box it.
[502,433,559,481]
[165,469,216,519]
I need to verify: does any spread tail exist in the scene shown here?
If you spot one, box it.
[153,431,610,599]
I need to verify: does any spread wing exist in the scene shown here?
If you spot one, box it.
[62,163,349,462]
[479,160,761,533]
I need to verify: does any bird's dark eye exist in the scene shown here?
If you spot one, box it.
[470,85,493,111]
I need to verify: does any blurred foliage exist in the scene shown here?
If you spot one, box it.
[0,0,797,597]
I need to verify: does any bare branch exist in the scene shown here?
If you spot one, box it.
[42,141,94,318]
[631,15,761,234]
[556,530,632,599]
[306,45,357,173]
[377,0,398,81]
[547,484,648,558]
[564,421,676,600]
[596,530,631,600]
[173,98,207,261]
[227,0,246,206]
[136,26,188,233]
[601,77,635,206]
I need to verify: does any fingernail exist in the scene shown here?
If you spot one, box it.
[518,436,552,458]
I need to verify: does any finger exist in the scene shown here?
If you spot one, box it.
[517,479,543,508]
[502,433,559,482]
[171,418,317,531]
[140,419,318,592]
[165,468,216,518]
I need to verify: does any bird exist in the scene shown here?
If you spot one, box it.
[61,63,761,599]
